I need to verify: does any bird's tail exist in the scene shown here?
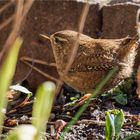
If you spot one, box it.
[118,9,140,60]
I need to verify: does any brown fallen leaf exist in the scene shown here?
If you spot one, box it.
[54,120,67,140]
[6,90,21,101]
[5,119,18,127]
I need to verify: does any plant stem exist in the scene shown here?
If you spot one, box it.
[59,66,118,140]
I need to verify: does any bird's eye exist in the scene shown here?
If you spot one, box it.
[121,37,132,45]
[55,36,68,43]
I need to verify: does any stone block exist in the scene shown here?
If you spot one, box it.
[14,1,101,90]
[102,3,140,67]
[102,3,140,38]
[0,1,139,90]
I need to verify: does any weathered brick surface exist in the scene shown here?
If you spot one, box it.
[14,1,101,90]
[102,3,139,38]
[0,1,139,90]
[102,3,140,67]
[0,1,14,51]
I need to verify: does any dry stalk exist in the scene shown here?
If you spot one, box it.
[0,0,14,15]
[22,60,58,83]
[20,56,56,67]
[0,0,34,62]
[0,15,14,31]
[22,0,35,20]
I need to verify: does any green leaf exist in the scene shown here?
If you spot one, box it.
[113,88,123,94]
[113,94,127,105]
[114,110,124,139]
[105,109,124,140]
[0,38,22,134]
[70,97,77,101]
[105,112,115,140]
[32,81,56,139]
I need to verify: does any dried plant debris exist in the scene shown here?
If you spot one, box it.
[3,71,139,140]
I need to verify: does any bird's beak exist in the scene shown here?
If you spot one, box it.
[40,34,51,41]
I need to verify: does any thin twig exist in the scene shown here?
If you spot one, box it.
[20,56,56,67]
[22,60,58,82]
[0,0,34,61]
[64,3,90,74]
[0,0,24,60]
[55,2,90,96]
[76,119,105,125]
[0,15,14,31]
[22,0,34,20]
[0,0,14,15]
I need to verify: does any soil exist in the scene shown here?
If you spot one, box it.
[4,76,140,140]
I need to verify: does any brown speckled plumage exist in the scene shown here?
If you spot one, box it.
[50,30,138,93]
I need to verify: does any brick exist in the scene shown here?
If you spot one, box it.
[102,3,140,67]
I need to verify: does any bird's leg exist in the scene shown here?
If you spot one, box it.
[20,56,58,83]
[73,93,92,109]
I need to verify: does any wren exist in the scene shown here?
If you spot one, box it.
[48,30,138,93]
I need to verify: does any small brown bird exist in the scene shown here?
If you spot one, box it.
[50,30,138,93]
[21,30,138,94]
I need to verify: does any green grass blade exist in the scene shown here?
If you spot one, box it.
[32,81,56,139]
[114,110,124,139]
[0,38,22,134]
[105,112,115,140]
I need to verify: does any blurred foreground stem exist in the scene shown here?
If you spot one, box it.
[0,38,22,134]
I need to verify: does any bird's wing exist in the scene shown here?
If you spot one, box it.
[69,41,118,73]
